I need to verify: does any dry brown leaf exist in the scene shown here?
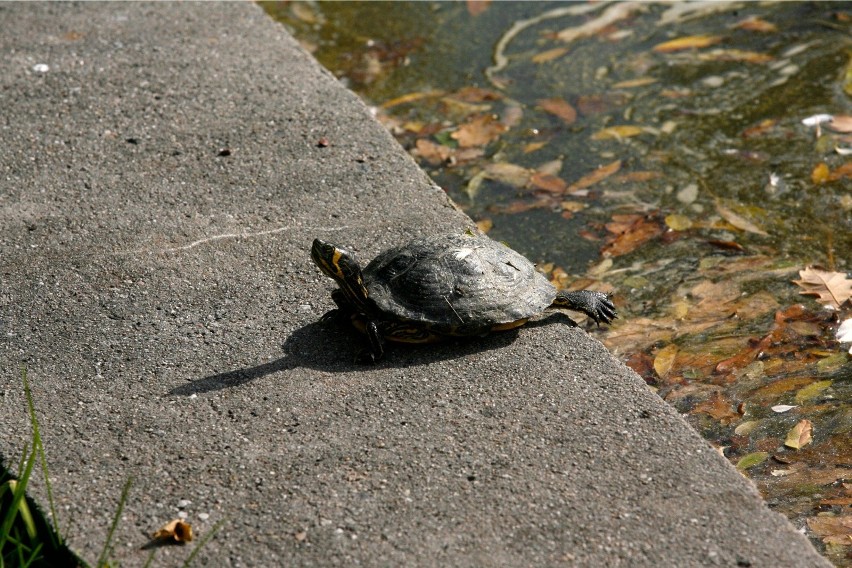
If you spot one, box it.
[653,35,723,53]
[451,114,507,148]
[826,115,852,133]
[793,267,852,309]
[537,97,577,125]
[807,515,852,545]
[715,202,768,236]
[784,419,813,449]
[153,519,193,543]
[567,160,622,192]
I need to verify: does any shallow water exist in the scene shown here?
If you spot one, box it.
[264,2,852,563]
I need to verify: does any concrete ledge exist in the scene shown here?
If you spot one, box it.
[0,3,829,566]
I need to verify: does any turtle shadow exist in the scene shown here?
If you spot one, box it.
[168,313,582,396]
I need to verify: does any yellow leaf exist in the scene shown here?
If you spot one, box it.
[811,162,830,184]
[794,380,832,404]
[715,202,768,236]
[612,77,657,88]
[475,218,493,233]
[736,451,768,470]
[653,35,724,53]
[591,125,644,140]
[653,344,678,379]
[665,214,692,231]
[784,419,813,449]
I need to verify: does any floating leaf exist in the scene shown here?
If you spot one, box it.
[736,451,768,470]
[591,125,644,140]
[793,267,852,310]
[153,519,193,543]
[784,419,813,449]
[537,97,577,125]
[523,141,548,153]
[653,35,723,53]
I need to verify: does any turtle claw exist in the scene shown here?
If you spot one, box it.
[552,290,617,325]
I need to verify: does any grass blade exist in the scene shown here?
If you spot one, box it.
[96,477,133,568]
[182,519,225,568]
[22,367,62,544]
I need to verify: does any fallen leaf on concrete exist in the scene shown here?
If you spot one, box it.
[153,519,193,543]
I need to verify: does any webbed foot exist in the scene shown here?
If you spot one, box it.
[552,290,617,325]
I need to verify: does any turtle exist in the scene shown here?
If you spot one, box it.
[311,232,616,363]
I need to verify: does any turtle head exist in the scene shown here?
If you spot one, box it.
[311,239,369,304]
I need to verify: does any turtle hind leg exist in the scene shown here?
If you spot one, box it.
[550,290,617,325]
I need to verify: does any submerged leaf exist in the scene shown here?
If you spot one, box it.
[794,380,832,404]
[591,125,644,140]
[451,114,508,148]
[567,160,622,192]
[807,515,852,545]
[715,202,768,236]
[653,35,723,53]
[538,97,577,124]
[653,344,678,379]
[736,451,768,470]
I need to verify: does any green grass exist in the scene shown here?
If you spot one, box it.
[1,368,223,567]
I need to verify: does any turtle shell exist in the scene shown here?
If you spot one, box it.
[362,233,557,335]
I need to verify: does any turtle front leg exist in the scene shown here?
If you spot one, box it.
[320,289,353,323]
[355,320,386,364]
[551,290,617,325]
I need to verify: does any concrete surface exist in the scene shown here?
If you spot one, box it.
[0,2,830,567]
